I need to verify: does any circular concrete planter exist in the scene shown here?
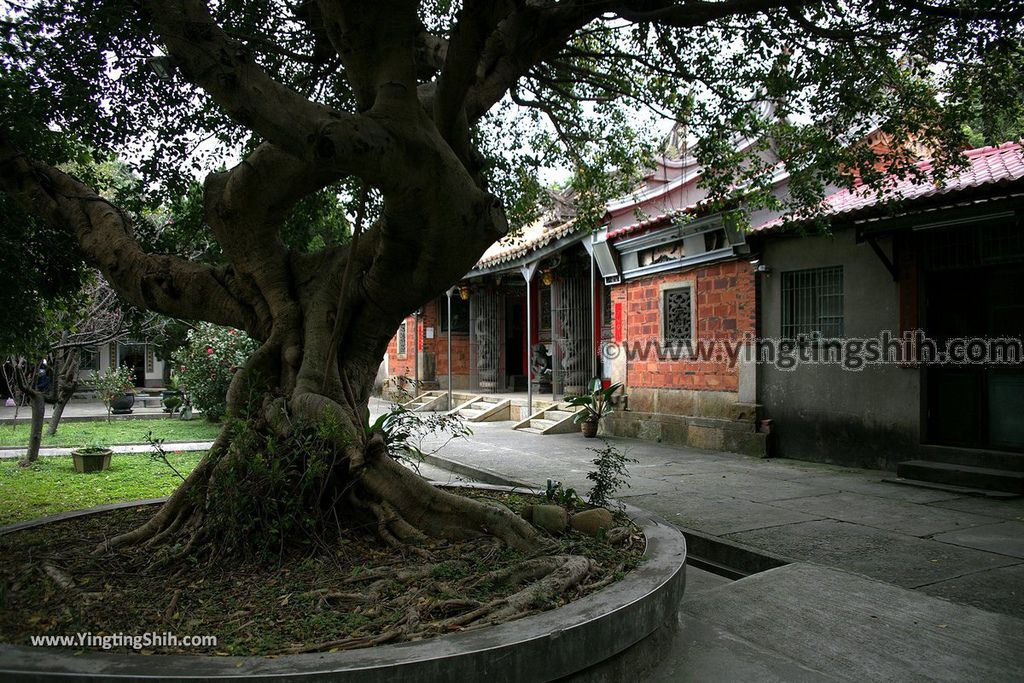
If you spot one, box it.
[0,484,686,682]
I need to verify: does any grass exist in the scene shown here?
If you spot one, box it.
[0,451,203,525]
[0,418,221,449]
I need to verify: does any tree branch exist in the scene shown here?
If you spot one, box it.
[144,0,394,187]
[0,136,261,336]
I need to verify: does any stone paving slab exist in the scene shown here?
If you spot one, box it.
[647,613,840,683]
[931,521,1024,559]
[621,490,828,536]
[917,563,1024,619]
[726,519,1022,589]
[680,563,1024,683]
[670,471,841,503]
[774,471,970,504]
[925,495,1024,521]
[770,491,1001,537]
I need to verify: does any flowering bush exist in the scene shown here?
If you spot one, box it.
[89,366,136,421]
[176,323,257,422]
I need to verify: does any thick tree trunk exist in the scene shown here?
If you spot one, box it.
[47,353,80,437]
[23,389,45,467]
[99,332,538,559]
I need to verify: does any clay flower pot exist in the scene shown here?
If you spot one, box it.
[580,420,599,438]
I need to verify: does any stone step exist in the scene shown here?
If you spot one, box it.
[544,410,574,421]
[469,402,494,412]
[531,418,557,431]
[917,445,1024,472]
[882,477,1020,500]
[896,460,1024,495]
[459,409,484,420]
[517,426,543,434]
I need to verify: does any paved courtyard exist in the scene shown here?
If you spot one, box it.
[406,412,1024,620]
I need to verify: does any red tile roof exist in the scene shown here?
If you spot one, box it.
[753,142,1024,231]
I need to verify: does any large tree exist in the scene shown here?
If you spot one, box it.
[0,0,1020,557]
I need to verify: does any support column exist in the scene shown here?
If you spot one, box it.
[445,288,454,410]
[521,261,540,416]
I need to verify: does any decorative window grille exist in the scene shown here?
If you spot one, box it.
[662,287,693,343]
[469,289,500,392]
[552,274,591,395]
[781,267,844,339]
[397,320,407,356]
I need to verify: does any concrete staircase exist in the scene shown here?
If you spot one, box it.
[402,391,448,412]
[450,395,511,422]
[513,404,582,435]
[892,446,1024,497]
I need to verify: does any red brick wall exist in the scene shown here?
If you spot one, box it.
[384,299,473,380]
[610,259,755,391]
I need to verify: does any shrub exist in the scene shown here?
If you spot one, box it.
[586,440,637,508]
[176,323,257,422]
[89,366,136,420]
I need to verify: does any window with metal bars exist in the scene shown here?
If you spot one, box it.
[396,320,407,357]
[781,266,844,339]
[662,286,694,343]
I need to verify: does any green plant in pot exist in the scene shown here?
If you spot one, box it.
[161,370,183,414]
[72,442,113,473]
[90,366,137,421]
[565,381,622,438]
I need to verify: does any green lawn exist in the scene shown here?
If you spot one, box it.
[0,452,203,525]
[0,419,221,448]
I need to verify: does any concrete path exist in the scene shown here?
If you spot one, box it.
[0,441,214,460]
[400,414,1024,621]
[653,563,1024,682]
[0,398,205,425]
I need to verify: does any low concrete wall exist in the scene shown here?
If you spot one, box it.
[603,388,766,457]
[0,487,687,683]
[603,410,766,457]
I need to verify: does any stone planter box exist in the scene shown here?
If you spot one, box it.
[71,447,112,474]
[0,484,687,682]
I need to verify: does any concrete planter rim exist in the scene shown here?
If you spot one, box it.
[0,483,686,682]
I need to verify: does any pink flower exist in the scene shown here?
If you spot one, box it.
[206,347,215,354]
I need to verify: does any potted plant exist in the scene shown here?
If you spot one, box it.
[90,366,137,420]
[566,381,623,438]
[161,370,183,414]
[72,443,113,473]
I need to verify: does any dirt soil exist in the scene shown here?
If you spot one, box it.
[0,490,643,655]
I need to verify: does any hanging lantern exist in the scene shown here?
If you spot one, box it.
[540,268,555,286]
[458,284,471,300]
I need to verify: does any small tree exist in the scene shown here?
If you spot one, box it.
[90,366,136,422]
[176,324,257,422]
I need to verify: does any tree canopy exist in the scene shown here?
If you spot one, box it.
[0,0,1021,558]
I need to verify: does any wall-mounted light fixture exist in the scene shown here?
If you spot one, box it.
[458,284,471,300]
[540,268,555,286]
[750,259,771,274]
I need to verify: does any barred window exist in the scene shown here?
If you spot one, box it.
[781,266,844,339]
[397,320,408,357]
[662,286,694,343]
[79,348,99,372]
